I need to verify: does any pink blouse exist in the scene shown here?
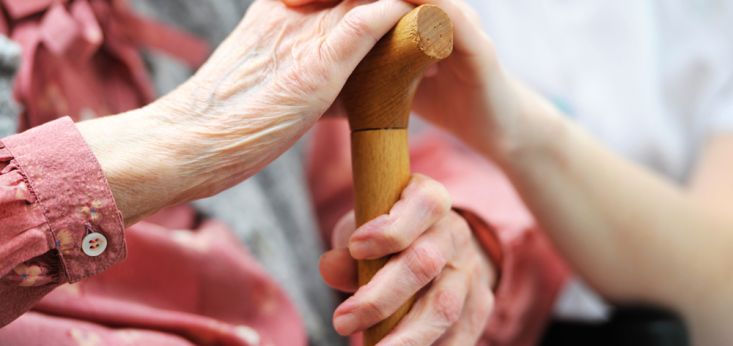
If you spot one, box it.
[0,117,306,346]
[0,117,125,322]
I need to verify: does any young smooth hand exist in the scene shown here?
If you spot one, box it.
[319,175,496,345]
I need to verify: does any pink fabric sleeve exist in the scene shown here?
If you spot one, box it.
[308,119,570,346]
[0,117,126,327]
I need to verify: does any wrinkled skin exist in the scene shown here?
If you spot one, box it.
[320,175,495,345]
[280,0,510,344]
[285,0,533,158]
[80,0,415,223]
[81,1,499,343]
[158,0,417,199]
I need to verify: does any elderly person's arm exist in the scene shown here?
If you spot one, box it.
[77,0,414,225]
[0,0,414,327]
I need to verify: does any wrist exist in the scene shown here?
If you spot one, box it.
[77,106,196,225]
[153,74,322,199]
[478,75,569,170]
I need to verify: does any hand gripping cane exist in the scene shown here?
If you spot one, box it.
[341,5,453,345]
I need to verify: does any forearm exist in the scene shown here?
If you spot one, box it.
[76,96,307,226]
[75,0,411,226]
[76,106,188,225]
[488,82,733,314]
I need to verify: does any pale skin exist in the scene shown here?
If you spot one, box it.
[77,0,420,225]
[295,0,733,345]
[75,0,494,345]
[320,174,495,345]
[71,0,732,344]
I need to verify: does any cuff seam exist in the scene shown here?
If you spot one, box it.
[0,140,65,280]
[3,117,126,283]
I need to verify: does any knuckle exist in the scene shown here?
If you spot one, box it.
[360,296,389,321]
[414,178,451,218]
[340,9,376,42]
[405,245,446,285]
[279,59,328,101]
[380,227,409,252]
[432,289,464,325]
[450,214,473,247]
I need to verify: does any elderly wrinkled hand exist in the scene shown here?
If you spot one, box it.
[284,0,538,161]
[154,0,415,198]
[79,0,414,224]
[320,174,496,345]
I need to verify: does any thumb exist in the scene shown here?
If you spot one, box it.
[318,0,413,81]
[332,211,356,248]
[319,248,358,292]
[319,211,358,292]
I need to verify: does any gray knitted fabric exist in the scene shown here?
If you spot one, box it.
[0,36,20,138]
[130,2,344,345]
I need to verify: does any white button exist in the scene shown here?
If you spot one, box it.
[81,232,107,257]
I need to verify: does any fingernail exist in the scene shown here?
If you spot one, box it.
[334,301,359,335]
[351,216,391,242]
[351,226,376,242]
[335,298,357,315]
[334,313,358,335]
[349,240,374,259]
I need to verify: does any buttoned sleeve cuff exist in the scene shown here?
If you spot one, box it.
[2,117,125,283]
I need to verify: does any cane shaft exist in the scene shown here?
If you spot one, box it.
[351,129,412,344]
[343,5,453,345]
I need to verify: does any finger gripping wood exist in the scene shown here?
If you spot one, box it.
[341,5,453,346]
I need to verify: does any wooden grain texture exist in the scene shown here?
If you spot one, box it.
[351,129,412,346]
[343,4,453,131]
[341,5,454,345]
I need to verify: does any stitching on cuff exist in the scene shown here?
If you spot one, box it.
[0,141,65,280]
[3,118,126,283]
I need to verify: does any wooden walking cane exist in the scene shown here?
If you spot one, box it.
[341,5,453,345]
